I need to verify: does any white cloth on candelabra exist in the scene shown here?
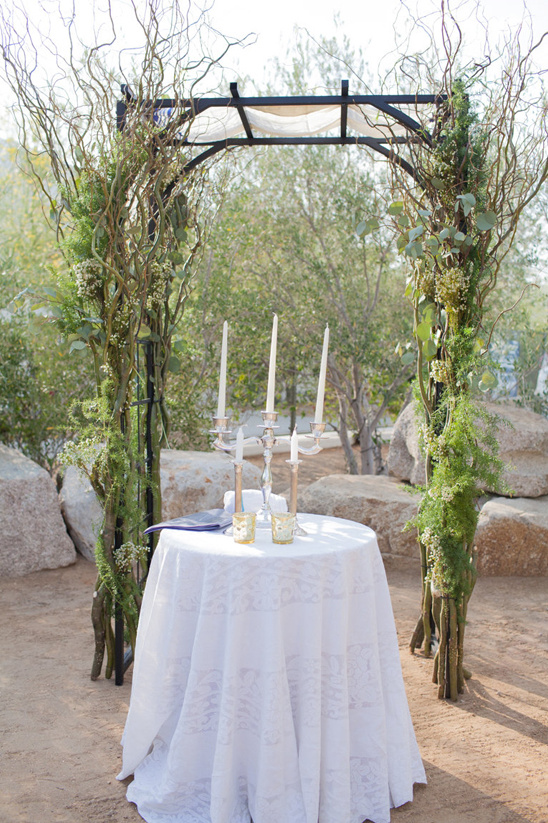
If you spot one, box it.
[223,489,288,514]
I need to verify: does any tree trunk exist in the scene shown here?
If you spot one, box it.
[337,395,358,474]
[358,425,375,475]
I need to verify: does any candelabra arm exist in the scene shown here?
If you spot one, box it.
[210,415,233,453]
[295,421,326,456]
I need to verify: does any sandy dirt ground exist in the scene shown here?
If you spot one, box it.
[1,449,548,823]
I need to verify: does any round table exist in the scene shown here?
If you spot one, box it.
[118,513,425,823]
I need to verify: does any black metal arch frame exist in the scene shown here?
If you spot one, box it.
[117,81,444,182]
[113,81,443,683]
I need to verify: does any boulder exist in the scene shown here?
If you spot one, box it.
[474,496,548,576]
[388,401,548,498]
[487,403,548,497]
[298,474,420,558]
[160,449,262,520]
[386,403,426,486]
[59,465,103,563]
[0,444,76,577]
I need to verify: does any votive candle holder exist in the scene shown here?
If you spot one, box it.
[232,511,256,544]
[271,511,295,544]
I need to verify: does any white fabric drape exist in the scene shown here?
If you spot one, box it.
[154,104,413,144]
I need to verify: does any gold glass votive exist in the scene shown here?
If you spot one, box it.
[232,511,256,544]
[271,511,295,544]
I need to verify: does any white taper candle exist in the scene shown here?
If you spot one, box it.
[290,427,299,462]
[216,320,228,419]
[314,324,329,423]
[265,314,278,412]
[235,426,244,463]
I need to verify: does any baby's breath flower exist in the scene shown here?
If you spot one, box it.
[73,259,104,299]
[114,541,147,573]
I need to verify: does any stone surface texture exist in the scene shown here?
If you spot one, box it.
[59,465,103,563]
[0,444,76,576]
[298,474,420,558]
[386,402,426,486]
[388,400,548,498]
[160,449,262,519]
[474,495,548,576]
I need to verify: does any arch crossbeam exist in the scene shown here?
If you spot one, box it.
[117,82,444,181]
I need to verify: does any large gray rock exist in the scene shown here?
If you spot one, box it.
[160,450,262,519]
[386,403,425,486]
[388,401,548,498]
[0,444,76,576]
[474,496,548,576]
[298,474,420,558]
[59,465,103,563]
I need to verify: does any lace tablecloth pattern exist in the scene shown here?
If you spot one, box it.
[118,513,426,823]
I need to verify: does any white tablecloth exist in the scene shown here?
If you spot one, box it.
[118,514,425,823]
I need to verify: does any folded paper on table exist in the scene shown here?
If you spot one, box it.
[223,489,288,514]
[144,509,232,534]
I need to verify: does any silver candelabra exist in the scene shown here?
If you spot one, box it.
[210,411,326,533]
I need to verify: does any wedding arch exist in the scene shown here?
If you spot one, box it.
[111,81,441,684]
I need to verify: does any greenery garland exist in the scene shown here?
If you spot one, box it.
[392,80,508,699]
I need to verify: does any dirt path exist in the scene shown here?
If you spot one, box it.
[1,450,547,822]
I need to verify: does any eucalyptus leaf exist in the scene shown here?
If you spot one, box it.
[454,231,466,243]
[401,351,416,366]
[439,228,450,241]
[396,233,408,251]
[355,220,367,237]
[69,340,87,352]
[423,338,438,360]
[409,225,424,241]
[416,321,432,341]
[137,324,151,339]
[431,177,445,190]
[168,355,181,373]
[476,211,497,231]
[422,304,436,324]
[388,201,404,215]
[77,323,93,340]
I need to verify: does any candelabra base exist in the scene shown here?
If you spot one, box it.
[293,519,308,536]
[255,508,272,529]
